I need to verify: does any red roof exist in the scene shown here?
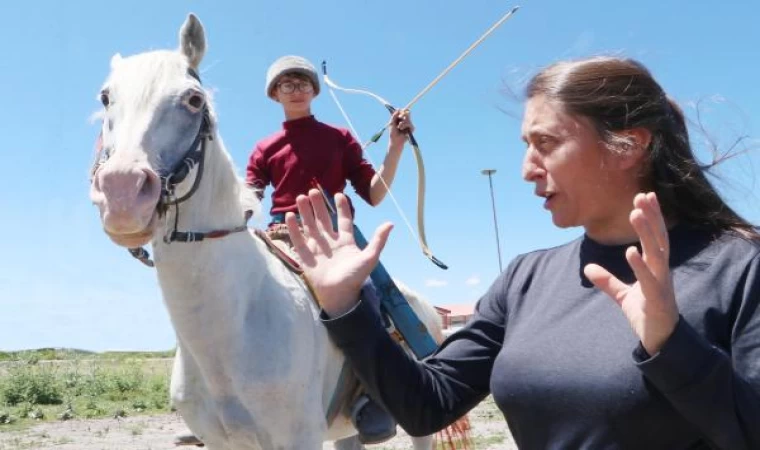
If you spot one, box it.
[441,303,475,317]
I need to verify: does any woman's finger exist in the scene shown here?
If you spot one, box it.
[296,193,317,236]
[584,263,629,307]
[630,207,666,276]
[285,211,316,266]
[335,193,356,240]
[625,246,663,304]
[633,193,670,278]
[644,192,670,257]
[297,193,333,258]
[362,222,394,270]
[308,189,337,239]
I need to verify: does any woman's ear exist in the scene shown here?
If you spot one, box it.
[610,128,652,170]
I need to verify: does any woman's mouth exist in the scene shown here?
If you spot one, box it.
[541,192,556,210]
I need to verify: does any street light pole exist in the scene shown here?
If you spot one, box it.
[481,169,503,273]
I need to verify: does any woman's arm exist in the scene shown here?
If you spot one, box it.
[286,190,507,435]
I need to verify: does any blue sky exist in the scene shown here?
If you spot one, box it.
[1,1,759,351]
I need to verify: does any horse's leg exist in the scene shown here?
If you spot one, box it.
[333,436,364,450]
[411,435,434,450]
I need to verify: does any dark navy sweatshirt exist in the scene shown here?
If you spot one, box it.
[323,224,760,449]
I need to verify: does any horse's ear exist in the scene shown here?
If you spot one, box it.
[179,13,206,70]
[110,53,123,69]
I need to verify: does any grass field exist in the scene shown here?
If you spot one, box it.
[0,349,517,449]
[0,349,175,430]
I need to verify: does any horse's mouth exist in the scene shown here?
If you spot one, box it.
[103,213,158,248]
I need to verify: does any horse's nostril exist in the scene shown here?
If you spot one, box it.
[138,168,160,200]
[92,170,103,193]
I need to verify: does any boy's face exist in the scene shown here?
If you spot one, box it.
[273,73,314,115]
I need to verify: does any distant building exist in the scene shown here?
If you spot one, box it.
[434,306,452,329]
[435,303,476,337]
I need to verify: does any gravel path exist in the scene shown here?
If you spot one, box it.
[0,398,516,450]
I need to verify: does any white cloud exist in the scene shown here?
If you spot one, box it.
[465,276,481,286]
[425,279,449,288]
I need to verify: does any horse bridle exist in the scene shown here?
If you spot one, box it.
[91,68,247,267]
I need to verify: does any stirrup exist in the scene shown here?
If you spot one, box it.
[350,395,397,445]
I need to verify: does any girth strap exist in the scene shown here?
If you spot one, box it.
[325,361,359,429]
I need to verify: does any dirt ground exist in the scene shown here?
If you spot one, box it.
[0,397,516,450]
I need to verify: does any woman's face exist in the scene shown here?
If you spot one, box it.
[521,95,637,235]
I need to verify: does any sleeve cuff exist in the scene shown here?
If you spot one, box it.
[320,296,387,349]
[633,316,722,394]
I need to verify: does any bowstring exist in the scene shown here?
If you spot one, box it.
[324,78,423,251]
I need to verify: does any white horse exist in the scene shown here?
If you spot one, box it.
[89,13,468,450]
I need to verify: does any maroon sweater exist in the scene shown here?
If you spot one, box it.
[246,115,376,216]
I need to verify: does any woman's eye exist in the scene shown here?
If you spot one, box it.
[538,136,557,147]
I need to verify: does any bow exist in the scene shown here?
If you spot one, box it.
[321,5,520,271]
[323,62,448,270]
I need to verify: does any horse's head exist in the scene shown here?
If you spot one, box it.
[90,14,211,248]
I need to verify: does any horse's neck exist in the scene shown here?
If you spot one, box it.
[161,136,245,234]
[152,135,270,323]
[148,135,344,401]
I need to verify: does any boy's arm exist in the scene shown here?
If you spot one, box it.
[368,143,403,206]
[246,144,269,200]
[344,133,401,207]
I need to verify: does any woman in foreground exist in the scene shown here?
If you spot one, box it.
[287,56,760,450]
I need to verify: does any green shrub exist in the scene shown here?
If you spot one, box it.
[1,365,63,406]
[0,353,173,428]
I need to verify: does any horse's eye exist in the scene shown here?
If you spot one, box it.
[184,92,205,112]
[188,95,203,109]
[100,91,110,108]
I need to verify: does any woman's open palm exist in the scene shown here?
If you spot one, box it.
[286,189,393,316]
[584,192,680,355]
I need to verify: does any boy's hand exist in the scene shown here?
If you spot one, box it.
[389,109,414,149]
